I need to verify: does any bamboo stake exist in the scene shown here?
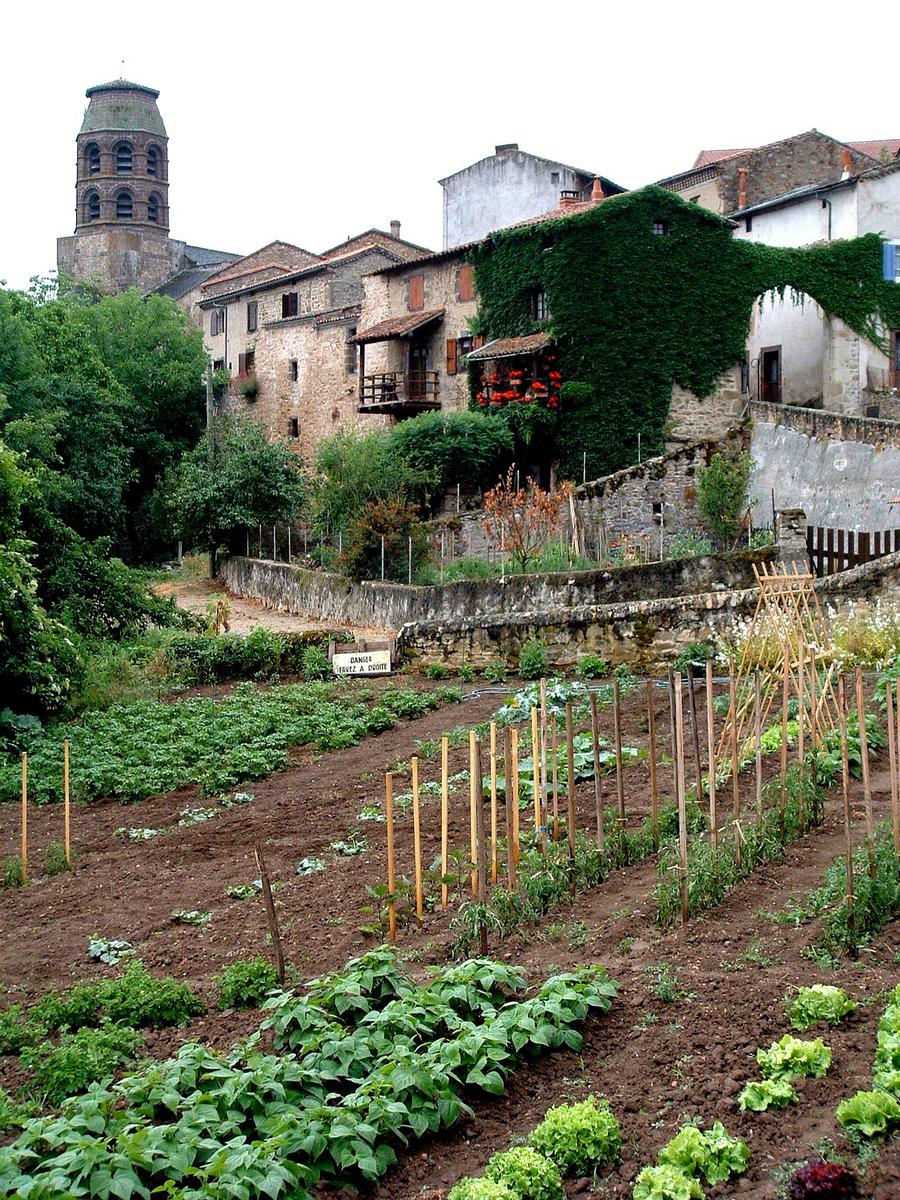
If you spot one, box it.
[504,727,516,890]
[686,665,704,803]
[63,739,71,866]
[440,736,449,910]
[411,756,423,920]
[254,844,285,984]
[645,681,658,850]
[475,738,489,955]
[855,667,876,879]
[530,707,541,845]
[511,727,521,865]
[779,658,789,837]
[729,663,741,870]
[797,644,806,829]
[550,718,560,841]
[705,661,717,855]
[754,670,763,828]
[590,692,605,852]
[889,681,900,855]
[667,668,678,801]
[565,702,577,895]
[489,722,498,885]
[674,672,689,924]
[469,731,479,894]
[539,679,549,852]
[613,676,625,823]
[20,752,27,884]
[385,773,397,943]
[837,676,856,956]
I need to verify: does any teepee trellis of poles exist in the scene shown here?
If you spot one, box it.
[716,560,841,774]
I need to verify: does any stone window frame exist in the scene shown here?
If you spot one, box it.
[345,327,357,375]
[84,142,101,175]
[530,287,547,322]
[147,192,163,224]
[146,144,162,178]
[114,141,133,175]
[288,417,299,439]
[83,189,101,223]
[282,291,299,319]
[247,300,258,333]
[288,358,299,383]
[115,189,134,220]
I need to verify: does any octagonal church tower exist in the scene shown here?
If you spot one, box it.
[57,79,177,293]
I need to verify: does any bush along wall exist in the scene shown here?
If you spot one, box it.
[469,186,900,480]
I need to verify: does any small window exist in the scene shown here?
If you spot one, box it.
[651,220,669,237]
[247,300,258,332]
[210,310,222,337]
[458,264,476,302]
[550,171,560,184]
[288,359,298,382]
[408,274,425,311]
[85,142,101,174]
[115,190,133,219]
[288,417,299,439]
[457,334,474,358]
[245,349,255,372]
[84,191,100,222]
[282,292,299,319]
[146,146,160,177]
[213,358,225,371]
[147,193,161,223]
[346,327,357,374]
[652,501,663,516]
[530,288,547,321]
[689,194,700,204]
[115,142,133,174]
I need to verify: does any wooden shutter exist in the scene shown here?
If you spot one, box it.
[238,352,247,374]
[446,338,458,376]
[458,264,475,302]
[210,311,218,336]
[884,242,897,282]
[473,334,486,350]
[408,274,425,311]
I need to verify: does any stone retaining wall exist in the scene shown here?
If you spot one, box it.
[750,400,900,449]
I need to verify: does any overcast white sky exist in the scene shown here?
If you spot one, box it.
[2,0,896,290]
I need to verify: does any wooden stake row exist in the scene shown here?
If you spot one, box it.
[12,742,72,887]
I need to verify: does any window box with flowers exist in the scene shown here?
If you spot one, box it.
[236,370,258,400]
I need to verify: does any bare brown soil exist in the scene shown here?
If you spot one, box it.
[1,683,898,1198]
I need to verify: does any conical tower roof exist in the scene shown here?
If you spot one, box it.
[80,79,166,138]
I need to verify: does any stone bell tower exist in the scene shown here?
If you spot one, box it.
[57,79,178,294]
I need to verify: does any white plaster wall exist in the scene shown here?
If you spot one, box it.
[749,289,827,406]
[442,150,583,248]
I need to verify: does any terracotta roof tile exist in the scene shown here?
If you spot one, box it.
[692,148,751,168]
[352,309,445,344]
[467,333,552,361]
[849,139,900,160]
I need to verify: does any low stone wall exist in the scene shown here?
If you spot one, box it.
[219,547,776,632]
[751,399,900,449]
[397,548,900,669]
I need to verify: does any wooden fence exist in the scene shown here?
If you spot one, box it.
[805,526,900,577]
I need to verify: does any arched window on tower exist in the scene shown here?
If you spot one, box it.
[84,142,101,175]
[147,193,161,224]
[84,190,101,222]
[116,190,133,219]
[115,142,133,174]
[147,145,160,177]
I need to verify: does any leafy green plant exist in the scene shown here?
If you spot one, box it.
[483,659,508,684]
[485,1146,564,1200]
[87,935,134,965]
[43,842,71,876]
[519,639,549,680]
[177,806,218,826]
[21,1020,143,1104]
[835,1089,900,1138]
[657,1121,749,1186]
[226,881,260,899]
[787,1159,859,1200]
[449,1181,518,1200]
[632,1164,703,1200]
[426,662,451,680]
[3,855,24,888]
[216,957,280,1009]
[696,452,752,546]
[757,1035,831,1081]
[301,643,331,681]
[458,663,476,684]
[738,1077,798,1111]
[671,642,715,675]
[171,908,211,926]
[786,986,856,1031]
[667,533,715,560]
[645,962,692,1003]
[574,653,608,680]
[296,857,326,876]
[528,1096,621,1174]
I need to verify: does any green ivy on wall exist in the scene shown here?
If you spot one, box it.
[469,186,900,479]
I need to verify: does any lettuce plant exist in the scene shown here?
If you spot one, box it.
[787,1159,859,1199]
[786,985,855,1031]
[738,1077,798,1111]
[656,1121,749,1185]
[835,1089,900,1137]
[449,1181,518,1200]
[632,1164,703,1200]
[757,1035,832,1080]
[528,1096,621,1174]
[485,1146,564,1200]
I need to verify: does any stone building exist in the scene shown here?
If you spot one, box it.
[57,79,238,296]
[197,227,430,458]
[440,143,625,248]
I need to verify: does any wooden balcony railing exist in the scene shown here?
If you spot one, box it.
[359,371,441,413]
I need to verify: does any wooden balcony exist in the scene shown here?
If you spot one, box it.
[358,371,441,415]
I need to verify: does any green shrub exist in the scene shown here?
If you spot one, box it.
[21,1020,143,1104]
[448,1181,518,1200]
[485,1146,564,1200]
[30,963,201,1033]
[666,533,715,560]
[3,856,23,888]
[671,642,715,675]
[483,659,508,684]
[426,662,451,680]
[388,410,515,510]
[574,653,608,680]
[0,1005,42,1055]
[458,663,476,684]
[696,452,752,546]
[529,1096,621,1174]
[216,958,280,1009]
[44,842,71,877]
[786,985,856,1031]
[301,644,331,681]
[343,499,430,582]
[519,639,549,680]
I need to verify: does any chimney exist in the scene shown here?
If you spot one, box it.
[390,220,401,239]
[590,177,606,204]
[737,167,749,209]
[558,189,581,208]
[841,147,853,178]
[495,143,518,155]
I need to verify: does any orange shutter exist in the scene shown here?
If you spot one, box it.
[473,334,486,350]
[408,274,425,311]
[238,352,247,374]
[458,265,475,301]
[446,338,458,375]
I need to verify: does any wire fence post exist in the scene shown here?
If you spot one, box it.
[272,526,276,561]
[408,535,412,585]
[380,535,385,581]
[287,525,292,564]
